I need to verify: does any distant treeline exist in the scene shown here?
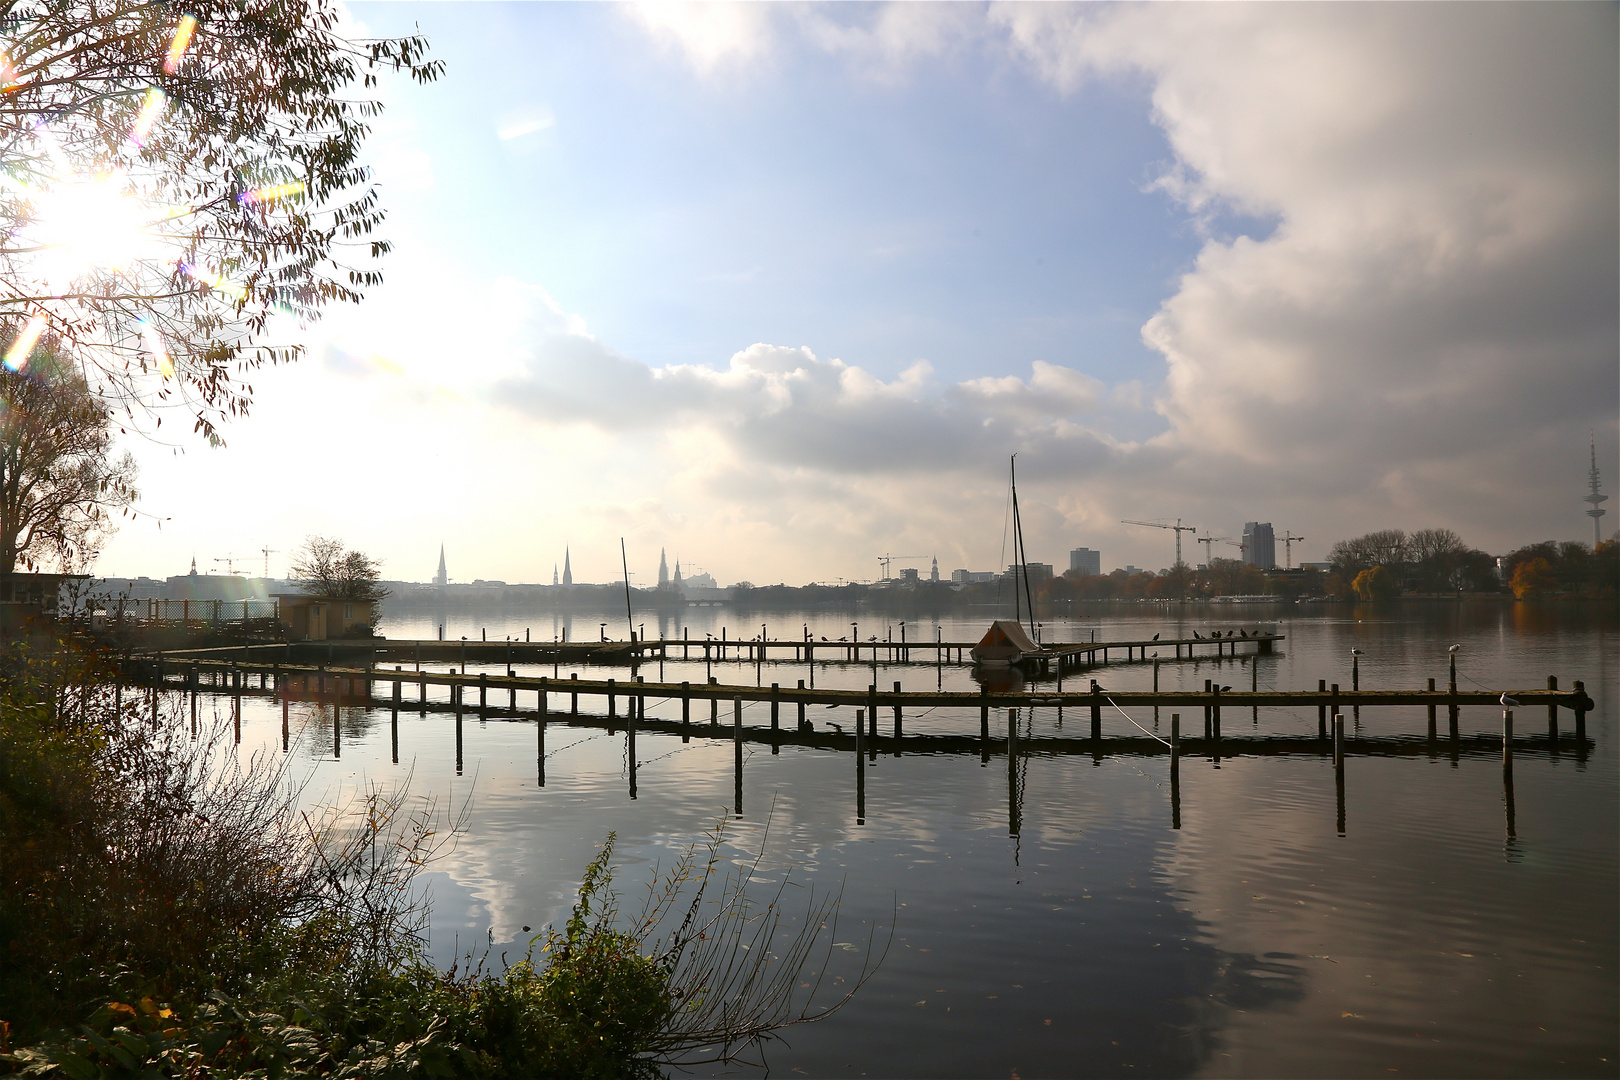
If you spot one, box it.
[370,530,1617,617]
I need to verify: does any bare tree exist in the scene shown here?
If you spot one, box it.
[0,335,136,573]
[0,0,441,443]
[1328,529,1411,577]
[290,535,388,602]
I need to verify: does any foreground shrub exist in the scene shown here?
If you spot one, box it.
[0,638,882,1076]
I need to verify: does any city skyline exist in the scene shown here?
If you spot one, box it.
[90,4,1616,587]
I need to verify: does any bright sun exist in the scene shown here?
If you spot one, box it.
[25,172,162,289]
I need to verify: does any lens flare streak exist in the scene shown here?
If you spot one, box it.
[164,16,197,75]
[4,315,47,371]
[237,181,305,206]
[128,88,166,148]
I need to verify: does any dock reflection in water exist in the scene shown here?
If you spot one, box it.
[209,606,1613,1077]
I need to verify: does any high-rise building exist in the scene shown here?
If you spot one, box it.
[930,556,939,582]
[1006,562,1054,588]
[1069,547,1101,576]
[1242,522,1276,569]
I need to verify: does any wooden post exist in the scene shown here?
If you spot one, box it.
[1502,708,1513,780]
[709,677,719,728]
[1170,713,1181,830]
[1008,706,1020,837]
[681,681,691,741]
[1204,679,1212,739]
[1250,655,1258,725]
[867,684,878,750]
[892,680,902,739]
[537,685,547,787]
[980,684,990,739]
[571,672,578,716]
[479,672,488,718]
[855,707,866,824]
[1546,675,1558,744]
[1448,662,1459,738]
[1427,678,1437,740]
[1573,680,1587,744]
[1211,683,1221,741]
[1329,683,1339,741]
[281,695,289,752]
[797,679,807,731]
[1334,713,1346,835]
[455,685,464,775]
[607,677,616,724]
[770,682,780,731]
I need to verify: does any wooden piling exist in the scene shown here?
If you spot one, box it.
[709,677,719,727]
[537,688,547,787]
[1573,680,1587,743]
[1090,680,1102,741]
[1502,709,1513,779]
[797,679,807,730]
[681,681,691,740]
[571,672,578,715]
[855,707,866,824]
[1334,713,1346,835]
[770,682,780,731]
[1170,713,1181,830]
[892,680,903,740]
[867,684,878,750]
[1546,676,1558,744]
[1204,679,1212,739]
[1212,683,1222,741]
[1427,678,1437,740]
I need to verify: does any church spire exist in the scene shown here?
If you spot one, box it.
[562,547,573,586]
[434,544,447,587]
[658,547,670,589]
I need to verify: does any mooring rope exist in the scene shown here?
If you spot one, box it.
[1102,693,1173,747]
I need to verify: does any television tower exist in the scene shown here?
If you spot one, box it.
[1584,435,1608,547]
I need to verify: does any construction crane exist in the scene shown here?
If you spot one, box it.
[212,554,241,576]
[877,554,927,581]
[1120,519,1197,569]
[1279,532,1305,569]
[260,546,279,578]
[1195,534,1233,563]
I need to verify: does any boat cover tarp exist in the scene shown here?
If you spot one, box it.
[971,619,1040,665]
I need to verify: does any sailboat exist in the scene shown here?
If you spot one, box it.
[970,454,1043,669]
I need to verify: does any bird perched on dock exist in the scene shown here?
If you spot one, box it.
[1193,631,1203,639]
[1220,685,1232,692]
[1152,633,1159,640]
[1239,629,1248,637]
[828,722,844,734]
[1351,648,1363,655]
[1500,693,1521,707]
[820,636,829,641]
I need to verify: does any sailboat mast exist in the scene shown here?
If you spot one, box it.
[1010,455,1037,641]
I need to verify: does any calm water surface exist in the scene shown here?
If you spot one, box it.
[222,603,1616,1078]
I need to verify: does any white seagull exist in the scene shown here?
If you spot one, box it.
[1500,693,1521,707]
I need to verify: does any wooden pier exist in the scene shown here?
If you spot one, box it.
[155,629,1285,673]
[139,652,1595,750]
[136,653,1591,837]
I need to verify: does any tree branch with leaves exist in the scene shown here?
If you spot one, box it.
[0,0,441,444]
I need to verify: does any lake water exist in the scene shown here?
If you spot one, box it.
[220,602,1616,1078]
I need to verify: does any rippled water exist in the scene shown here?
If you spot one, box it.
[220,602,1616,1077]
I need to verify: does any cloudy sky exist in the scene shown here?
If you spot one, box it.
[98,2,1618,587]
